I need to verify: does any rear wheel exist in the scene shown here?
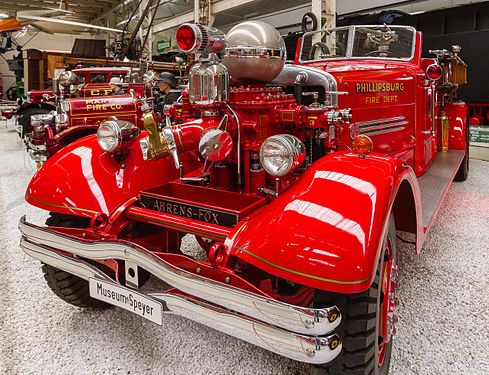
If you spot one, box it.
[313,214,399,375]
[454,124,470,182]
[42,213,111,309]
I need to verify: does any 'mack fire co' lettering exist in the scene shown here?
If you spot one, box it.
[356,82,405,94]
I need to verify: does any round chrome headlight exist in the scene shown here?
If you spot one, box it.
[58,71,79,87]
[97,120,139,154]
[259,134,306,177]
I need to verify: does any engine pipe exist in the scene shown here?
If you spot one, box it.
[143,109,221,161]
[272,65,339,108]
[172,118,221,153]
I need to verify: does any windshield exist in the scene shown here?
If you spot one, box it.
[300,25,416,62]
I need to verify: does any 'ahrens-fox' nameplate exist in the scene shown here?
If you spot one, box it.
[139,193,238,228]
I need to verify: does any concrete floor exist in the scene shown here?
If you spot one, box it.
[1,123,488,375]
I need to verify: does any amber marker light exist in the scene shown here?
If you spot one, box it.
[352,135,373,158]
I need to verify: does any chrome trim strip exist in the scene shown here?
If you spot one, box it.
[355,116,405,127]
[351,116,408,138]
[20,237,341,364]
[361,126,406,137]
[19,216,341,336]
[360,122,408,133]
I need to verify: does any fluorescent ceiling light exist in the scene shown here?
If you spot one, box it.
[409,11,426,15]
[117,15,138,26]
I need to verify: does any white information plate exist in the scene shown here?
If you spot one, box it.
[89,278,163,325]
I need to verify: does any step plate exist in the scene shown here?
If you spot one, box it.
[418,150,465,229]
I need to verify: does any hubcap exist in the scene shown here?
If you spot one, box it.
[378,238,400,366]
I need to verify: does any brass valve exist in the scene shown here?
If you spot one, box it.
[142,111,169,160]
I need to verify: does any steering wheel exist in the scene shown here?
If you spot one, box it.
[309,42,331,59]
[366,49,394,57]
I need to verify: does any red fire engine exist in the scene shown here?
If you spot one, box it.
[19,21,468,375]
[15,66,131,136]
[20,67,153,164]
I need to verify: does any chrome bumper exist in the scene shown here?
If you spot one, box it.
[19,216,342,364]
[25,137,47,162]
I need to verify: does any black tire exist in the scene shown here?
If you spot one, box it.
[42,264,110,308]
[313,214,398,375]
[42,213,111,309]
[309,42,331,60]
[17,107,50,139]
[6,86,17,101]
[454,124,470,182]
[302,12,318,32]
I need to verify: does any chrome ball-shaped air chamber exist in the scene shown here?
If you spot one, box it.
[222,21,286,83]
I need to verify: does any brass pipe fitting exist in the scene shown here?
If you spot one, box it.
[143,111,169,160]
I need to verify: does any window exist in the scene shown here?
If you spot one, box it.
[90,73,108,83]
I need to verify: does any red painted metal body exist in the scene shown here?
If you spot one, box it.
[26,84,148,161]
[66,94,141,127]
[226,153,421,293]
[24,25,467,300]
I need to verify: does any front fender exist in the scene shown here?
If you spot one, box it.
[226,152,421,294]
[18,102,56,114]
[26,132,200,218]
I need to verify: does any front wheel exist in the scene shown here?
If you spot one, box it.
[42,213,111,309]
[313,214,399,375]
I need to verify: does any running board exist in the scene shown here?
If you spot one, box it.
[418,150,465,230]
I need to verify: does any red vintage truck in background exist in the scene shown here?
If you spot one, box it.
[15,66,131,138]
[19,21,468,375]
[18,67,153,165]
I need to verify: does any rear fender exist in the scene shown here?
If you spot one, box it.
[26,132,201,218]
[226,152,423,294]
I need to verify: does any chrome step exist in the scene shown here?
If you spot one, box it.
[418,150,465,229]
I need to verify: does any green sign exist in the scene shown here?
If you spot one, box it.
[157,39,171,53]
[470,125,489,145]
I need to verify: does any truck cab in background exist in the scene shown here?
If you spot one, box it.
[15,66,131,140]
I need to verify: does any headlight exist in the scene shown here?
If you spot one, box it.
[55,113,69,125]
[259,134,306,177]
[59,99,70,113]
[58,71,79,87]
[97,120,140,154]
[31,113,54,133]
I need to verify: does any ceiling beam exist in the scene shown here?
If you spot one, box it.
[153,0,255,33]
[93,0,135,22]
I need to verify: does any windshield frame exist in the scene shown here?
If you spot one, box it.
[298,25,417,64]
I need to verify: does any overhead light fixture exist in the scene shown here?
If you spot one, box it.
[409,11,426,15]
[117,15,138,26]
